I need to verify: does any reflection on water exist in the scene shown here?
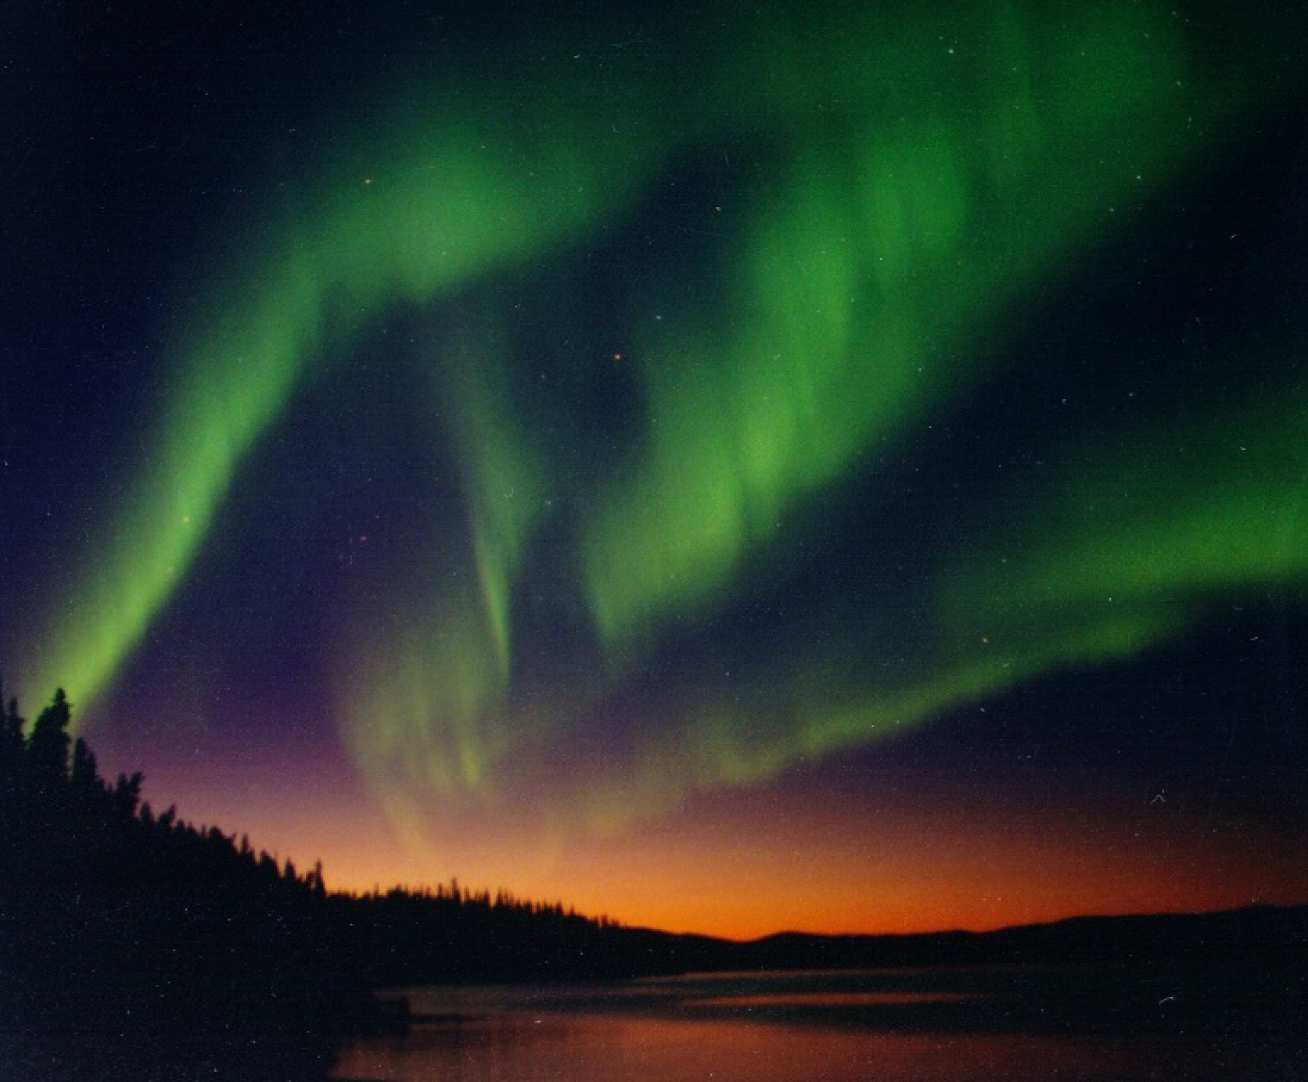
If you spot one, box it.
[331,969,1288,1081]
[694,991,979,1007]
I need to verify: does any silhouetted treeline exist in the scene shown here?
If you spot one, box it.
[1,686,348,1029]
[0,684,684,1037]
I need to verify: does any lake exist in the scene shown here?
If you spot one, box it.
[330,967,1295,1081]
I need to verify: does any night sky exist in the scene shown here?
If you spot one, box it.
[3,1,1306,938]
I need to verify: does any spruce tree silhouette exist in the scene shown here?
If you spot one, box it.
[27,687,71,787]
[70,736,97,789]
[0,683,24,767]
[0,683,27,875]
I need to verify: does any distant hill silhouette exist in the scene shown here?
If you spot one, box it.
[727,904,1308,969]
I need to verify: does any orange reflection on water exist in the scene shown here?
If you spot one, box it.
[332,970,1273,1082]
[332,1014,1251,1082]
[693,992,979,1008]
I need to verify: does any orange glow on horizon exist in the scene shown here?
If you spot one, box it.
[130,748,1308,941]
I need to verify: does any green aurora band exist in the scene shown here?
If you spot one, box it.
[20,2,1307,838]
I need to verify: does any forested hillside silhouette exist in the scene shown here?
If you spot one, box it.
[0,684,699,1033]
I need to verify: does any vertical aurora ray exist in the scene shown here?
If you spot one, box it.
[436,313,547,681]
[333,307,551,847]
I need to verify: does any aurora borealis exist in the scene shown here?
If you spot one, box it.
[3,0,1306,937]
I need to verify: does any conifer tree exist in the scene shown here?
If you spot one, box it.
[28,688,72,786]
[0,684,26,772]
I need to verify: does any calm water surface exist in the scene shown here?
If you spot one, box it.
[331,969,1290,1081]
